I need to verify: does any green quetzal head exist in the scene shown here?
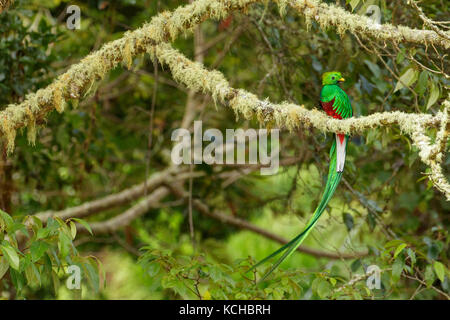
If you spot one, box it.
[322,71,345,85]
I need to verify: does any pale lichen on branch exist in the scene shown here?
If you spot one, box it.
[150,42,449,199]
[284,0,450,46]
[0,0,448,198]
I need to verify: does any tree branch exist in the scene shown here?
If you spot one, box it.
[1,0,448,152]
[408,0,450,41]
[78,187,169,234]
[33,167,199,222]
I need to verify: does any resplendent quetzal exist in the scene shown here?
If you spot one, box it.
[249,71,353,281]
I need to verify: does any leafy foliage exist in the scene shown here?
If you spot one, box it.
[0,210,100,299]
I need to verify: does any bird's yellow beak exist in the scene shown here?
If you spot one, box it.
[338,77,345,82]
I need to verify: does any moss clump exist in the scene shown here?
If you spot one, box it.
[1,116,16,153]
[53,83,66,113]
[123,37,134,70]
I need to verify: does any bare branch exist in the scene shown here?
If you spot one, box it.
[1,0,448,153]
[34,167,192,222]
[408,0,450,41]
[78,187,169,234]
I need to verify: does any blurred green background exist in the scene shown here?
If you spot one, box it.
[0,0,448,300]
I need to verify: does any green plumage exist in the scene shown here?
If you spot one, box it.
[320,84,353,118]
[249,71,352,282]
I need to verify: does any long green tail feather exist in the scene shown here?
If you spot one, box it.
[249,137,346,282]
[249,169,338,273]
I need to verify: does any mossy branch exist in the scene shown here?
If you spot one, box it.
[149,42,449,199]
[284,0,450,47]
[1,0,448,152]
[0,0,257,153]
[0,0,448,198]
[0,0,13,13]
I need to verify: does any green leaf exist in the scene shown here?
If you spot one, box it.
[147,262,161,281]
[30,240,50,262]
[353,291,363,300]
[426,82,439,109]
[364,60,381,78]
[89,256,107,290]
[415,71,428,96]
[391,258,404,283]
[10,268,25,294]
[366,213,376,231]
[51,270,60,295]
[394,68,418,92]
[0,210,14,232]
[84,261,100,293]
[424,265,435,287]
[393,243,407,259]
[317,279,331,298]
[349,0,360,11]
[329,277,337,287]
[312,278,331,298]
[71,218,93,235]
[50,248,61,267]
[406,248,416,268]
[25,264,39,287]
[351,259,362,272]
[396,49,405,64]
[426,241,442,260]
[30,216,43,229]
[343,213,354,231]
[31,263,41,286]
[384,239,404,249]
[70,221,77,240]
[58,232,72,258]
[36,227,51,240]
[0,241,20,270]
[433,261,445,282]
[0,257,9,279]
[9,221,27,235]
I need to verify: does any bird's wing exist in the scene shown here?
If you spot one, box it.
[332,89,352,119]
[320,89,352,119]
[330,90,351,172]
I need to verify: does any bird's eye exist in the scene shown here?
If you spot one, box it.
[332,76,335,80]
